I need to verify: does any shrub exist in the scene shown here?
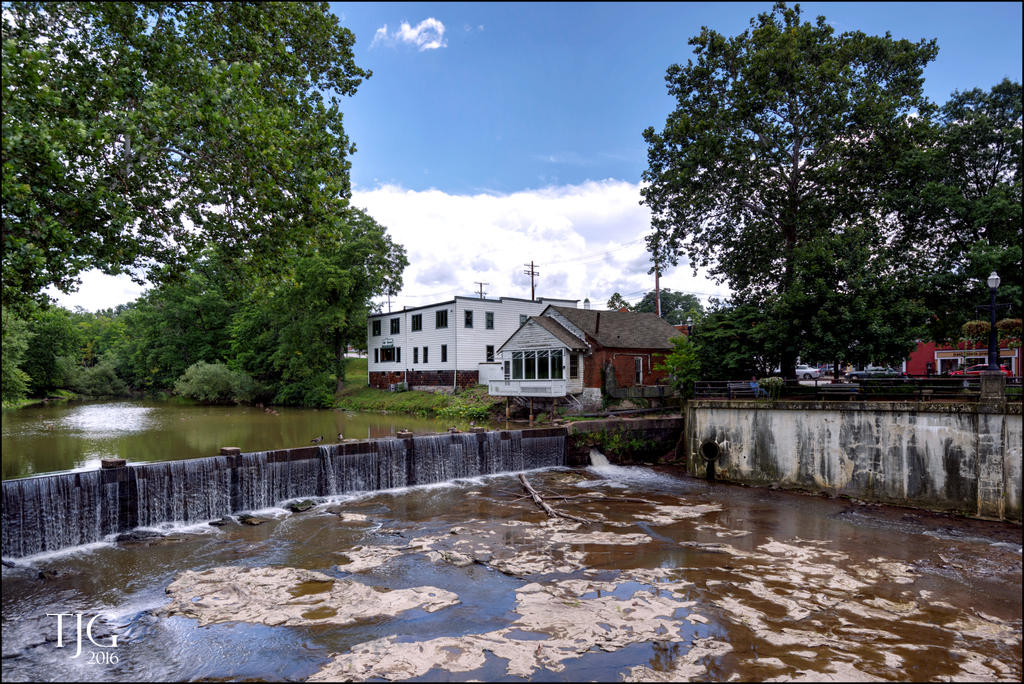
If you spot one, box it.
[73,361,128,397]
[760,376,784,400]
[173,362,256,404]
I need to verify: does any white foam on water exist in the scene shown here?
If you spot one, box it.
[240,506,292,519]
[134,520,223,536]
[582,450,687,490]
[1,539,115,565]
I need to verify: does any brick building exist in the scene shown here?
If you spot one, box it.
[490,305,682,406]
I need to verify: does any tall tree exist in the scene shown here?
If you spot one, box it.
[641,2,937,376]
[2,2,369,312]
[890,79,1022,343]
[231,208,407,406]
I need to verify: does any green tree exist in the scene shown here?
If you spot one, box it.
[2,1,369,312]
[606,292,631,311]
[21,307,82,395]
[1,308,33,402]
[115,250,243,391]
[689,302,780,380]
[631,289,703,326]
[230,208,407,406]
[641,2,937,377]
[655,335,701,397]
[890,79,1022,343]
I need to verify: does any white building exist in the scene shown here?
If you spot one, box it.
[366,296,577,390]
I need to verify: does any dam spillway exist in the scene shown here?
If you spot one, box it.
[1,429,567,559]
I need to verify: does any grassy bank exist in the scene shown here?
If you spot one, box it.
[335,359,503,420]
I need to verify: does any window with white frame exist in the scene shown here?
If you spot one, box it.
[509,350,564,380]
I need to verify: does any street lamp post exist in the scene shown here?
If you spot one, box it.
[986,271,1000,371]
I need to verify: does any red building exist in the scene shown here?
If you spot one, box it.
[904,340,1022,376]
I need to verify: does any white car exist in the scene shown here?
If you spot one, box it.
[794,364,822,379]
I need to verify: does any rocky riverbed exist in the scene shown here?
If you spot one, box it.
[2,463,1021,681]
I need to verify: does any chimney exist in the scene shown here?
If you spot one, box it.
[595,311,601,335]
[583,298,590,310]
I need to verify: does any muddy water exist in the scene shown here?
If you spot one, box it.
[1,400,493,479]
[1,464,1020,682]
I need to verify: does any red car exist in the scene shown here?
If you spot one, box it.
[948,364,1012,377]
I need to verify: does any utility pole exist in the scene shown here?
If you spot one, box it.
[474,282,488,299]
[523,261,539,301]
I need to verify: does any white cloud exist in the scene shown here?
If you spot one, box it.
[44,181,730,314]
[351,180,730,313]
[371,18,447,51]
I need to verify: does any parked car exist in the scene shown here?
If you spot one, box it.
[948,364,1012,377]
[846,366,905,380]
[794,364,823,379]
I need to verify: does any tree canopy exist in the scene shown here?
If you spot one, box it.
[605,289,703,325]
[890,79,1022,343]
[2,1,369,312]
[641,2,938,376]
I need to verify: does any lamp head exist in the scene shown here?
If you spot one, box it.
[987,271,1000,290]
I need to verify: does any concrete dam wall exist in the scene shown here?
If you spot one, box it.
[685,400,1022,522]
[1,428,567,559]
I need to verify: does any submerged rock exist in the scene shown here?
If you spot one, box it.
[286,499,315,513]
[156,566,459,628]
[115,529,165,544]
[237,514,270,526]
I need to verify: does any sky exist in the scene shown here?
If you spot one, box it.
[49,2,1023,313]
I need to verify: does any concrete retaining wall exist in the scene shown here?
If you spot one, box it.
[685,400,1022,522]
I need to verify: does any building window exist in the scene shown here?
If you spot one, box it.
[413,347,419,364]
[372,320,381,336]
[411,314,422,331]
[436,310,448,328]
[519,314,528,325]
[524,351,536,379]
[486,312,494,329]
[374,348,379,363]
[569,354,579,379]
[504,360,511,379]
[512,352,523,379]
[536,350,549,380]
[381,347,396,362]
[390,318,400,335]
[441,345,448,362]
[551,349,563,379]
[635,357,643,384]
[486,345,494,362]
[465,310,473,328]
[423,346,429,363]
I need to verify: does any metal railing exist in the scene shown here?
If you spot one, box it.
[694,375,1022,402]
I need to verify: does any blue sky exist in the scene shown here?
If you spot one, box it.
[53,2,1023,312]
[337,1,1023,194]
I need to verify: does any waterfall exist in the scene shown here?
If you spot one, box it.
[589,449,611,467]
[1,429,566,559]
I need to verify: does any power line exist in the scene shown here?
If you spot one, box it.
[474,282,488,299]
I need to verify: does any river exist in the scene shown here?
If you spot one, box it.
[1,404,1020,681]
[1,400,495,479]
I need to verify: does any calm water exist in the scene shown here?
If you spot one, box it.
[1,401,497,479]
[1,465,1020,682]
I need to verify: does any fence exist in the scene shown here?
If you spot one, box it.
[694,375,1022,402]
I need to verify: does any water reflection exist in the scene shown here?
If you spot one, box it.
[2,401,497,479]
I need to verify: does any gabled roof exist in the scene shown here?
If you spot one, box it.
[545,306,680,350]
[496,316,587,354]
[531,316,588,350]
